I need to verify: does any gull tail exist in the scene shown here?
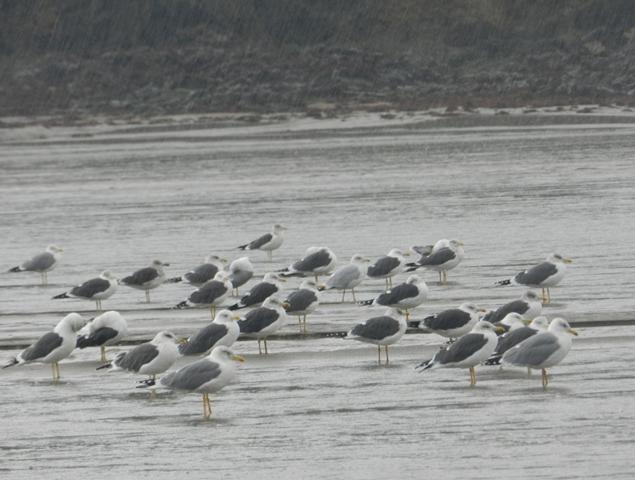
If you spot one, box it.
[2,357,19,369]
[76,335,97,349]
[137,378,155,388]
[358,299,373,306]
[415,358,435,371]
[237,243,249,251]
[405,265,420,272]
[8,266,22,273]
[485,354,502,366]
[165,276,182,284]
[228,303,245,311]
[52,292,70,300]
[496,279,511,286]
[96,362,112,370]
[407,320,421,329]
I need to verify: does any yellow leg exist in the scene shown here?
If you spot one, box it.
[341,289,346,303]
[257,339,262,355]
[385,278,389,289]
[385,345,389,364]
[542,368,548,389]
[469,366,476,387]
[377,345,381,364]
[303,315,307,334]
[314,274,319,283]
[438,271,442,283]
[263,338,268,354]
[100,345,106,363]
[211,305,216,318]
[51,363,57,381]
[145,290,150,303]
[351,288,356,302]
[404,309,410,321]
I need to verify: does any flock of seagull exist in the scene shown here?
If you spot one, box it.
[3,224,577,418]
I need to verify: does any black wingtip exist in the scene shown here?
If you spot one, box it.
[496,279,511,286]
[52,292,69,300]
[175,300,188,309]
[358,299,374,306]
[136,378,156,388]
[96,362,112,370]
[407,320,421,329]
[8,266,21,273]
[237,244,248,250]
[415,360,433,371]
[485,356,502,366]
[228,303,240,311]
[165,276,182,284]
[2,357,19,369]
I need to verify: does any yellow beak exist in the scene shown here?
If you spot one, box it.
[177,337,189,344]
[563,257,573,264]
[231,354,246,363]
[232,315,241,321]
[567,328,579,336]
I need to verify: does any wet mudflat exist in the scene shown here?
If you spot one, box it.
[1,111,635,478]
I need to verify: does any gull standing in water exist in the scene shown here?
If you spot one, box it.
[319,254,369,302]
[359,275,428,320]
[76,310,128,362]
[228,273,285,310]
[486,316,550,366]
[496,253,572,304]
[367,248,409,289]
[346,309,407,364]
[417,303,486,342]
[176,271,233,319]
[52,270,118,311]
[284,279,321,333]
[416,321,504,386]
[228,256,254,296]
[8,245,64,286]
[159,346,245,419]
[406,239,464,284]
[166,255,227,286]
[238,224,287,261]
[121,260,169,303]
[482,290,542,323]
[179,310,241,356]
[97,331,181,388]
[3,313,86,381]
[238,296,289,354]
[280,246,337,282]
[502,317,578,388]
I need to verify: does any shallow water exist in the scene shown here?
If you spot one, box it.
[1,113,635,478]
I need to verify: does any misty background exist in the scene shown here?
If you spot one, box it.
[2,0,635,118]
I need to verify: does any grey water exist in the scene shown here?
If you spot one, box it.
[1,112,635,478]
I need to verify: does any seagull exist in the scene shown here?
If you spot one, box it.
[284,279,320,333]
[406,239,464,284]
[97,331,181,386]
[166,255,227,286]
[486,316,550,366]
[159,346,245,419]
[179,310,241,356]
[280,246,337,281]
[52,270,118,311]
[416,321,504,386]
[482,290,542,323]
[228,256,254,295]
[345,309,407,364]
[319,254,369,302]
[238,224,287,261]
[367,248,409,288]
[3,313,86,381]
[496,253,573,304]
[502,317,578,388]
[120,260,169,303]
[238,296,288,354]
[8,245,63,285]
[418,303,486,342]
[228,273,285,310]
[495,312,528,333]
[175,271,233,318]
[359,275,428,320]
[76,310,128,362]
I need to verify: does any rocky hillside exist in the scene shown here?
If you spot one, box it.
[1,0,635,117]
